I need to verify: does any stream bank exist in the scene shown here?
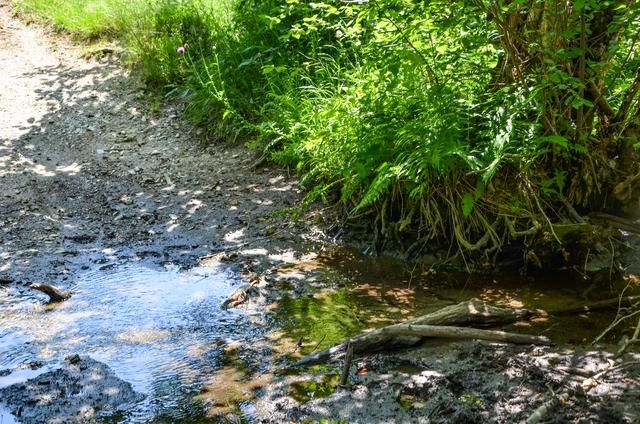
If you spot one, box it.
[1,4,640,423]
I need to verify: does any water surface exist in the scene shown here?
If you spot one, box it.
[0,263,259,422]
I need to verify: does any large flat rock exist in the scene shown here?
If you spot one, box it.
[0,356,143,424]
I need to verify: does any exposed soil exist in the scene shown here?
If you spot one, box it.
[0,3,328,288]
[1,4,640,424]
[259,341,640,423]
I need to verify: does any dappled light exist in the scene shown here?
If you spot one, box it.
[2,0,640,422]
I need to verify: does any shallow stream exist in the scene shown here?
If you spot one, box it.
[0,250,637,422]
[0,263,260,422]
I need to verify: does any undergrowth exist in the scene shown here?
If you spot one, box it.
[14,0,640,266]
[12,0,146,39]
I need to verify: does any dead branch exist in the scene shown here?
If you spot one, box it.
[29,283,71,303]
[380,324,552,345]
[527,390,570,424]
[548,295,640,316]
[591,296,640,345]
[339,342,354,387]
[617,314,640,355]
[294,298,540,367]
[589,212,640,234]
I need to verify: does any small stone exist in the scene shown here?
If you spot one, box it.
[65,354,81,365]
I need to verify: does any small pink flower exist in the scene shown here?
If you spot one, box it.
[177,46,185,55]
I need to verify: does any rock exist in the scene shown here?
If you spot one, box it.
[0,356,143,424]
[222,284,259,309]
[266,225,277,236]
[65,354,81,365]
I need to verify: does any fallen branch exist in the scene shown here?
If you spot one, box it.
[527,390,570,424]
[294,298,540,367]
[339,342,354,387]
[589,212,640,234]
[380,324,552,345]
[549,295,640,316]
[29,283,71,303]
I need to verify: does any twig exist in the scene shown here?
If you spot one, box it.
[557,192,585,224]
[527,387,569,424]
[617,314,640,355]
[592,307,640,345]
[339,342,354,387]
[310,334,327,354]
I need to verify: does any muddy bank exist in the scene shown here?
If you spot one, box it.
[0,355,143,424]
[258,342,640,423]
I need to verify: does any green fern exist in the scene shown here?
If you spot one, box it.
[353,162,393,212]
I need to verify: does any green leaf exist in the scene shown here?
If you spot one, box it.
[544,135,569,148]
[462,192,474,218]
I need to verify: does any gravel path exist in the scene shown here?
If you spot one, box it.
[0,3,325,287]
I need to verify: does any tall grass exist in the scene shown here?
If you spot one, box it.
[12,0,148,38]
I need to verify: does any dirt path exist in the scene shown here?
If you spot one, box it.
[0,4,327,288]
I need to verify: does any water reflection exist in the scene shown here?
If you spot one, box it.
[0,263,261,421]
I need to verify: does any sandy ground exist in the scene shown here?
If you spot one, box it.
[1,4,640,424]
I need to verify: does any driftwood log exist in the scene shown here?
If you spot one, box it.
[295,298,542,367]
[30,283,71,303]
[380,324,552,345]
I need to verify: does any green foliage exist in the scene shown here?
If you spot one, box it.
[18,0,640,255]
[13,0,149,39]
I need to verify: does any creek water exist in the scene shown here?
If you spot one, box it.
[0,251,635,422]
[0,263,261,422]
[270,250,632,356]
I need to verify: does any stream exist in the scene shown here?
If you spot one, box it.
[0,249,636,423]
[0,262,261,422]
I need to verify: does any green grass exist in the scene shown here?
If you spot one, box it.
[13,0,144,39]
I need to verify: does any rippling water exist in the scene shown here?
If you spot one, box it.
[0,263,259,422]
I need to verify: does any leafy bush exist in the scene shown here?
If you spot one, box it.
[16,0,640,260]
